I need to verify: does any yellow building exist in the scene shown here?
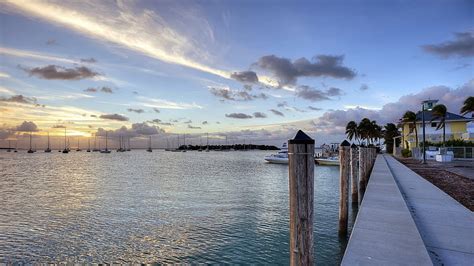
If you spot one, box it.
[399,111,473,150]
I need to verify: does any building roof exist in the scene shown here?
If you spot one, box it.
[415,110,471,122]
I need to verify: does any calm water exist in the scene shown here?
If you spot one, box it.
[0,150,356,264]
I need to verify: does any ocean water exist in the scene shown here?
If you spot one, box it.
[0,150,356,264]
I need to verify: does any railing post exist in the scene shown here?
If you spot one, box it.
[288,130,315,266]
[339,140,351,235]
[350,143,358,205]
[358,147,367,205]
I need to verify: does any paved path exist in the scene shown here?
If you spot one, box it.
[342,155,432,265]
[385,155,474,265]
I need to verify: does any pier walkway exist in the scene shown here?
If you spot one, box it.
[385,155,474,265]
[343,154,474,265]
[342,155,431,265]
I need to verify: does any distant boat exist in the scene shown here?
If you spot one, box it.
[87,137,91,152]
[264,143,288,164]
[100,132,111,153]
[44,132,51,152]
[206,133,210,152]
[182,134,186,152]
[147,135,152,152]
[76,138,82,151]
[126,137,131,151]
[315,157,339,166]
[62,128,69,153]
[27,132,35,153]
[7,140,12,152]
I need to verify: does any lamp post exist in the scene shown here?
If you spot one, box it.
[421,99,438,164]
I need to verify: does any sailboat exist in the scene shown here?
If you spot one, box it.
[126,137,131,151]
[100,132,111,153]
[62,128,69,153]
[44,132,52,152]
[206,133,210,152]
[117,136,125,152]
[182,134,187,152]
[7,139,11,152]
[87,137,91,152]
[76,137,82,151]
[27,132,35,153]
[198,136,203,152]
[92,135,100,152]
[147,135,152,152]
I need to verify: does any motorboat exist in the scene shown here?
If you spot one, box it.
[264,143,288,164]
[315,156,339,166]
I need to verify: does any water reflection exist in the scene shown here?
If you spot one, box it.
[0,151,355,264]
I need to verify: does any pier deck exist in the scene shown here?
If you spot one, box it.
[385,155,474,265]
[342,155,431,265]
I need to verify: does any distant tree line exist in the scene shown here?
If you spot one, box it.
[178,144,279,151]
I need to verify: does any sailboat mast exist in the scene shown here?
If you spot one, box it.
[105,131,108,150]
[47,132,50,149]
[64,128,67,149]
[29,131,32,150]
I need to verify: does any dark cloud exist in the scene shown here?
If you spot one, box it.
[0,129,13,139]
[95,122,163,137]
[52,125,66,128]
[308,106,323,111]
[149,119,173,126]
[295,86,343,101]
[84,88,98,93]
[422,31,474,58]
[132,122,163,135]
[90,114,97,118]
[231,71,259,83]
[360,84,369,91]
[225,113,253,119]
[269,109,285,116]
[0,95,37,104]
[80,58,97,63]
[133,91,139,95]
[209,87,268,101]
[46,39,56,45]
[153,108,160,113]
[183,120,192,124]
[99,113,129,121]
[127,108,144,114]
[22,65,99,80]
[255,54,356,86]
[15,121,38,132]
[188,124,202,129]
[253,112,267,118]
[202,121,208,125]
[101,87,113,93]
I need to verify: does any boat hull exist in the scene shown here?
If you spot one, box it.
[264,157,288,164]
[315,159,339,166]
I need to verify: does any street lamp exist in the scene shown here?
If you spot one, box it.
[422,99,438,164]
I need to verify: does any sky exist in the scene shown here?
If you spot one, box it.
[0,0,473,148]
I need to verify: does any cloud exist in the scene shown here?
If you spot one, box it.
[46,39,56,45]
[15,121,38,132]
[295,86,343,101]
[255,54,356,86]
[22,65,99,80]
[84,88,97,93]
[209,86,268,101]
[187,124,201,129]
[149,119,173,126]
[153,108,160,113]
[225,113,253,119]
[360,84,369,91]
[80,57,97,63]
[270,109,285,116]
[95,122,163,137]
[308,106,323,111]
[52,125,66,128]
[0,129,13,139]
[202,121,208,125]
[0,94,37,104]
[231,71,259,83]
[422,31,474,58]
[100,87,113,93]
[99,113,129,121]
[311,79,474,135]
[127,108,144,113]
[253,112,267,118]
[131,122,163,135]
[137,96,203,110]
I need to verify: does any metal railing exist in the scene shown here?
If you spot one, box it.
[446,147,474,160]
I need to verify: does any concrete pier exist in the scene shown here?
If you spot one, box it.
[343,154,474,265]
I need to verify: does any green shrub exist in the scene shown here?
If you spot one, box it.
[420,140,474,147]
[401,149,412,158]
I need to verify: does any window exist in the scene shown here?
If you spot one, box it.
[431,122,437,127]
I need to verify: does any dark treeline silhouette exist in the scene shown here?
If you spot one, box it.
[178,144,279,151]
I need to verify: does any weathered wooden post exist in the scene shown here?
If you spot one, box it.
[350,143,358,204]
[288,130,315,265]
[339,140,351,235]
[358,146,367,205]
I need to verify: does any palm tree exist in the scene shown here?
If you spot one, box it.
[431,104,447,146]
[402,111,418,148]
[460,96,474,116]
[345,121,359,143]
[358,118,372,145]
[383,123,400,153]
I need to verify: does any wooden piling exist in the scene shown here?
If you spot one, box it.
[288,130,315,266]
[339,140,351,235]
[350,144,358,204]
[358,147,367,205]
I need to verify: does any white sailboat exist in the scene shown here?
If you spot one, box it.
[27,132,35,153]
[62,128,69,153]
[206,133,210,152]
[147,135,152,152]
[100,132,111,153]
[44,132,51,152]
